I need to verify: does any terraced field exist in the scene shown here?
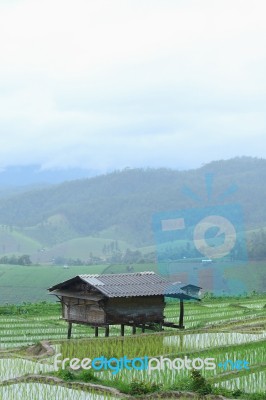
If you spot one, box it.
[0,296,265,399]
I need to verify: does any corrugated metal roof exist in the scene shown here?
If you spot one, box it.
[84,277,105,286]
[48,271,198,299]
[79,271,175,297]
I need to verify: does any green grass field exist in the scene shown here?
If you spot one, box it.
[0,264,106,304]
[0,229,41,256]
[0,263,157,304]
[43,236,135,259]
[0,224,137,263]
[0,262,265,304]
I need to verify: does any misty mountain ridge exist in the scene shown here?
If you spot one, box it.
[0,156,265,261]
[0,165,100,187]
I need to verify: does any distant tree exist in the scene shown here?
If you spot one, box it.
[123,249,142,263]
[17,254,32,265]
[0,254,32,265]
[247,229,266,260]
[110,241,115,252]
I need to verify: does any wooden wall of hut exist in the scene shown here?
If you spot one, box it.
[62,296,105,325]
[104,295,165,324]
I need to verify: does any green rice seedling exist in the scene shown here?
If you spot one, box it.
[215,370,266,393]
[0,358,54,381]
[0,383,115,400]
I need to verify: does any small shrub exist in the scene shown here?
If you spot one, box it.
[191,369,212,395]
[78,369,100,382]
[232,389,244,398]
[57,368,74,381]
[170,377,192,391]
[128,379,161,395]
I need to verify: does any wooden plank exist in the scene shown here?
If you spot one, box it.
[67,322,72,339]
[105,325,109,337]
[163,322,182,329]
[179,299,184,328]
[163,321,175,327]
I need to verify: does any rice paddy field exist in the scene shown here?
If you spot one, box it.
[0,295,265,399]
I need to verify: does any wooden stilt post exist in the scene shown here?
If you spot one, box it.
[105,325,109,337]
[132,324,136,335]
[67,322,72,339]
[95,326,99,337]
[121,324,125,336]
[141,324,145,333]
[179,298,184,328]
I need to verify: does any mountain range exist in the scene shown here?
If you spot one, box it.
[0,156,265,262]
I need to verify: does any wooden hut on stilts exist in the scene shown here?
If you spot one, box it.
[48,271,201,338]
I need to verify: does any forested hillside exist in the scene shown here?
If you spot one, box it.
[0,156,265,259]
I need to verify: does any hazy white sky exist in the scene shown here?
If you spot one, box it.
[0,0,266,171]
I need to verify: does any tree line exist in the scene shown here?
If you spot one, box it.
[0,254,32,265]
